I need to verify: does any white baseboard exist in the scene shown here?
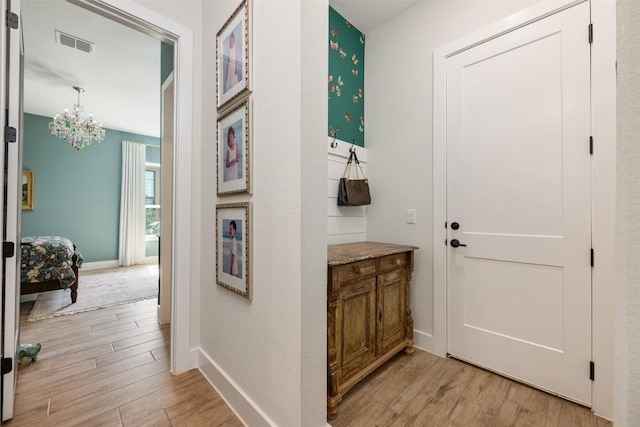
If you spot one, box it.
[197,348,276,427]
[20,294,37,303]
[414,329,435,353]
[81,257,158,271]
[81,260,119,271]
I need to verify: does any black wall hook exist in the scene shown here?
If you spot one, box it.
[330,135,338,148]
[349,139,356,153]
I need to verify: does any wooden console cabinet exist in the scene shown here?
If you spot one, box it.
[327,241,418,420]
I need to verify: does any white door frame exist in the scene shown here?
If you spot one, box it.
[433,0,616,419]
[2,0,22,420]
[159,71,174,326]
[70,0,195,374]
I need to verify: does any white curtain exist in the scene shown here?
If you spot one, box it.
[118,140,146,266]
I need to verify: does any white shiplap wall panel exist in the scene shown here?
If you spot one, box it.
[327,199,367,217]
[327,216,366,235]
[328,137,368,161]
[327,137,368,243]
[328,156,367,178]
[328,232,367,245]
[327,178,339,199]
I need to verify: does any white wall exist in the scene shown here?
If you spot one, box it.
[300,4,329,424]
[199,1,327,426]
[131,0,204,365]
[364,0,539,351]
[128,1,327,425]
[616,1,640,425]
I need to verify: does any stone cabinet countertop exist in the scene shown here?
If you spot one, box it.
[327,241,419,266]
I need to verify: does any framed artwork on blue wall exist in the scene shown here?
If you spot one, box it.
[3,170,33,210]
[217,98,251,195]
[22,171,34,210]
[217,0,251,110]
[216,202,252,300]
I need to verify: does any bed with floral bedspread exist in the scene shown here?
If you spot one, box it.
[20,236,84,303]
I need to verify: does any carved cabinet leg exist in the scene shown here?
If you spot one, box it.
[327,288,340,419]
[327,394,342,420]
[404,266,415,355]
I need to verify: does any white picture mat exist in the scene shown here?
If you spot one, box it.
[217,0,250,109]
[217,100,250,194]
[216,204,251,298]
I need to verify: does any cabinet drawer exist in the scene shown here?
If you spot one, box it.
[334,260,376,283]
[379,252,409,271]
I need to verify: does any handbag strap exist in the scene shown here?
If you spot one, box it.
[342,151,355,178]
[351,151,366,180]
[342,150,366,180]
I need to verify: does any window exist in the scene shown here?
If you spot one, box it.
[145,163,161,239]
[145,170,156,205]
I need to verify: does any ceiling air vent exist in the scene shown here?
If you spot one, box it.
[55,30,95,54]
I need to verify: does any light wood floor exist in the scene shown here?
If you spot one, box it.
[8,299,613,427]
[7,298,243,426]
[330,350,613,427]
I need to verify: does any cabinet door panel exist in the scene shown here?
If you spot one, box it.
[377,269,407,354]
[339,276,377,381]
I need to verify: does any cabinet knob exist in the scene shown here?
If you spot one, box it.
[395,259,402,266]
[356,267,365,274]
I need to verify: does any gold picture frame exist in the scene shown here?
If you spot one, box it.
[22,171,34,210]
[216,202,252,300]
[217,98,251,195]
[216,0,251,110]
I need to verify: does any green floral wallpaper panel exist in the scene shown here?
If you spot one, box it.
[328,7,365,147]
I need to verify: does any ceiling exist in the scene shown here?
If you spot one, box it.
[20,0,419,139]
[21,0,161,138]
[330,0,421,33]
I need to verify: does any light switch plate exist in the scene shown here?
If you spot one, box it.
[407,209,417,224]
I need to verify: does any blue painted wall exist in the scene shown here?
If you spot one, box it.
[22,113,160,263]
[147,145,160,163]
[161,42,174,84]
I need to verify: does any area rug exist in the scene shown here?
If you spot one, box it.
[28,264,159,321]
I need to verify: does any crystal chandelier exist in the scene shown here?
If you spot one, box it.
[49,86,105,150]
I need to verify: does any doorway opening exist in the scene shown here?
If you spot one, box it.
[19,0,170,329]
[2,0,194,420]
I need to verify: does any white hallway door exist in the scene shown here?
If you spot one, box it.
[446,2,592,405]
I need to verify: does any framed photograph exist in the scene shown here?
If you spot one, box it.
[217,98,250,195]
[217,0,250,110]
[216,202,252,300]
[22,171,34,210]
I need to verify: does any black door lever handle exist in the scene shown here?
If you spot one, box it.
[450,239,467,248]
